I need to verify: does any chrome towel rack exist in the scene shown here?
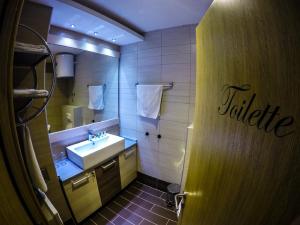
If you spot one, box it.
[86,83,106,89]
[135,82,174,89]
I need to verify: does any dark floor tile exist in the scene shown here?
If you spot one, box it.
[64,219,76,225]
[151,206,177,221]
[140,219,156,225]
[167,220,178,225]
[90,212,113,225]
[79,218,95,225]
[139,192,167,208]
[133,182,163,197]
[98,207,118,222]
[112,216,134,225]
[137,173,171,192]
[160,192,168,200]
[107,202,143,224]
[114,195,131,207]
[127,185,143,196]
[121,191,154,210]
[128,204,168,225]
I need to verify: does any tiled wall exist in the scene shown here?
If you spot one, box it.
[70,51,119,125]
[119,25,196,184]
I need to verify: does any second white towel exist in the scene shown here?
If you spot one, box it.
[137,85,163,119]
[88,85,104,110]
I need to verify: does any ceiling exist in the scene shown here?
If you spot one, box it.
[31,0,213,46]
[77,0,214,32]
[31,0,144,45]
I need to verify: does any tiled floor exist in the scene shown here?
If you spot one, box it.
[80,181,178,225]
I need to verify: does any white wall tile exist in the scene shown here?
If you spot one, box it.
[164,82,190,97]
[138,64,161,83]
[139,47,161,58]
[189,82,196,104]
[136,116,159,134]
[120,53,138,68]
[120,114,137,130]
[188,104,195,124]
[138,31,162,50]
[162,26,190,47]
[162,95,189,104]
[136,133,159,151]
[161,64,191,83]
[120,128,137,139]
[119,25,196,184]
[162,53,191,65]
[120,67,137,89]
[119,98,137,116]
[162,45,191,55]
[121,44,138,54]
[160,102,189,123]
[190,24,197,45]
[138,55,161,67]
[159,120,188,141]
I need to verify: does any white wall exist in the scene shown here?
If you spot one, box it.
[119,25,196,184]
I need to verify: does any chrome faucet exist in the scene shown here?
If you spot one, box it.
[88,129,107,145]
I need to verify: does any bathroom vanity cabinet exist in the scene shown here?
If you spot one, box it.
[63,171,101,223]
[119,146,137,189]
[61,144,137,223]
[95,156,121,205]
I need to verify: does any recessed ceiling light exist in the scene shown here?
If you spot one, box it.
[94,32,98,36]
[71,24,75,28]
[112,38,116,42]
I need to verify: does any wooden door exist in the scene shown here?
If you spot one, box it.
[180,0,300,224]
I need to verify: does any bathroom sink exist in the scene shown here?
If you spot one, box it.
[66,133,125,169]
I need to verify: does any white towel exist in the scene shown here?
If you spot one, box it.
[137,85,163,119]
[88,85,104,110]
[23,126,48,192]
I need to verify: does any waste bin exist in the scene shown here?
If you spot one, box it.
[166,183,180,207]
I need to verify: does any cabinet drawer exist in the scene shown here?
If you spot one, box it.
[63,171,101,223]
[95,157,121,205]
[119,147,137,189]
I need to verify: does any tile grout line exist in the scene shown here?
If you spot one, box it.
[131,186,164,200]
[135,181,164,195]
[126,189,177,214]
[120,194,152,212]
[90,218,98,225]
[120,194,175,223]
[133,183,166,201]
[97,212,114,225]
[127,189,176,213]
[105,207,135,225]
[113,200,159,225]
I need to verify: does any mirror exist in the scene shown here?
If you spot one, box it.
[46,44,119,133]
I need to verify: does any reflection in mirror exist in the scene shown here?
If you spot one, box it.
[46,44,119,133]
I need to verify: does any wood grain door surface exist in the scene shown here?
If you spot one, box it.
[180,0,300,225]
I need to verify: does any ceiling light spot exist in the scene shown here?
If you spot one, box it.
[112,38,116,43]
[71,24,75,28]
[94,32,98,36]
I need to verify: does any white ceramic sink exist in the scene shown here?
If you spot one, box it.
[66,133,125,169]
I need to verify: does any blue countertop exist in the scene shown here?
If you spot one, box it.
[55,137,137,182]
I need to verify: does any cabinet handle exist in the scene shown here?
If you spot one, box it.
[101,160,116,171]
[71,173,92,189]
